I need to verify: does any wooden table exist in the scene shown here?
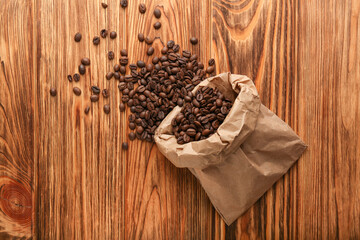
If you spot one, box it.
[0,0,359,239]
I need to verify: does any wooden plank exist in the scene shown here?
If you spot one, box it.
[34,0,125,238]
[212,0,360,239]
[123,0,214,239]
[0,0,34,238]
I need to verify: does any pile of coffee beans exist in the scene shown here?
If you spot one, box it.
[171,86,232,144]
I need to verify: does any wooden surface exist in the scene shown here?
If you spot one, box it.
[0,0,359,239]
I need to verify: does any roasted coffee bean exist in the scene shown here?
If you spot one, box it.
[110,31,117,39]
[90,95,99,102]
[190,37,198,45]
[84,106,90,114]
[73,73,80,82]
[154,8,161,18]
[138,33,145,42]
[50,88,57,96]
[167,40,175,48]
[67,75,73,82]
[113,64,120,72]
[152,56,159,64]
[74,32,82,42]
[208,58,215,66]
[161,47,168,54]
[146,64,153,72]
[147,47,154,56]
[119,103,125,112]
[73,87,81,96]
[102,89,110,98]
[106,72,114,80]
[129,132,136,141]
[120,66,126,74]
[137,60,145,68]
[120,49,128,56]
[91,86,100,94]
[120,0,128,8]
[108,51,115,60]
[216,98,222,107]
[120,57,129,65]
[100,29,108,38]
[114,72,120,80]
[79,64,86,75]
[198,62,204,69]
[101,2,108,8]
[103,104,110,114]
[81,57,90,65]
[154,22,161,29]
[122,142,128,150]
[139,3,146,13]
[173,44,180,53]
[145,36,153,45]
[129,64,137,70]
[93,36,100,45]
[206,66,215,74]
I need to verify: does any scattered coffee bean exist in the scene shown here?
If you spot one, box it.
[106,72,114,80]
[102,89,110,98]
[147,47,154,56]
[67,75,73,82]
[79,64,86,75]
[138,33,145,42]
[119,103,125,112]
[173,44,180,52]
[100,29,108,38]
[74,32,82,42]
[206,66,215,73]
[119,66,125,74]
[120,49,128,56]
[120,56,129,66]
[208,58,215,66]
[84,106,90,114]
[161,47,168,54]
[137,60,145,68]
[108,51,115,60]
[154,22,161,29]
[73,73,80,82]
[122,142,128,150]
[93,36,100,45]
[190,37,198,45]
[154,8,161,18]
[113,64,120,72]
[73,87,81,96]
[103,104,110,114]
[50,88,57,96]
[114,72,120,79]
[91,86,100,94]
[139,3,146,13]
[81,57,90,65]
[145,36,153,45]
[110,31,117,39]
[167,40,175,48]
[90,95,99,102]
[101,2,108,8]
[120,0,128,8]
[129,132,136,141]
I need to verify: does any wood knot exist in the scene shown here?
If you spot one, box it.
[0,177,32,227]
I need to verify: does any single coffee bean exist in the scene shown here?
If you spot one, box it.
[74,32,82,42]
[154,9,161,18]
[137,60,145,68]
[81,57,90,66]
[129,132,136,141]
[173,44,180,52]
[103,104,110,114]
[93,36,100,45]
[50,88,57,96]
[79,64,86,75]
[120,57,129,65]
[129,122,136,130]
[114,72,120,80]
[216,98,222,107]
[84,106,90,114]
[73,73,80,82]
[102,89,110,98]
[190,37,198,45]
[67,75,73,82]
[73,87,81,96]
[129,64,137,70]
[120,66,126,74]
[202,129,211,136]
[146,64,153,72]
[100,29,108,38]
[106,72,114,80]
[119,103,125,112]
[108,51,115,60]
[147,47,154,56]
[120,49,128,56]
[136,126,144,134]
[208,58,215,66]
[198,62,204,69]
[110,31,117,39]
[138,33,145,42]
[167,40,175,48]
[152,56,159,64]
[139,3,146,13]
[101,2,108,8]
[113,64,120,72]
[154,22,161,29]
[122,142,128,150]
[120,0,128,8]
[206,66,215,73]
[90,95,99,102]
[145,36,153,45]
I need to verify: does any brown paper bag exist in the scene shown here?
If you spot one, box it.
[154,73,307,225]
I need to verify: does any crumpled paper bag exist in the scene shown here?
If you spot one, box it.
[154,72,307,225]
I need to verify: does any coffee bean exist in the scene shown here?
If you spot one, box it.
[114,72,120,80]
[136,126,144,134]
[120,57,128,65]
[129,122,135,130]
[139,3,146,13]
[173,44,180,52]
[129,132,136,141]
[108,51,115,60]
[120,0,128,8]
[93,36,100,45]
[190,37,198,45]
[102,89,110,98]
[216,98,222,107]
[50,88,57,96]
[152,56,159,64]
[120,49,128,56]
[113,64,120,72]
[101,2,108,8]
[100,29,108,38]
[161,47,168,54]
[147,47,154,56]
[138,33,145,42]
[154,9,161,18]
[74,32,82,42]
[78,64,86,75]
[103,104,110,114]
[119,103,125,112]
[81,57,90,65]
[67,75,73,82]
[208,58,215,66]
[146,64,153,72]
[90,95,99,102]
[73,73,80,82]
[110,31,117,39]
[122,142,128,150]
[120,66,126,74]
[198,62,204,69]
[206,66,214,73]
[73,87,81,96]
[129,64,137,70]
[106,72,114,80]
[137,60,145,68]
[154,22,161,29]
[167,40,175,48]
[84,106,90,114]
[145,36,153,45]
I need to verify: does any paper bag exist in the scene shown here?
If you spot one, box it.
[154,73,307,225]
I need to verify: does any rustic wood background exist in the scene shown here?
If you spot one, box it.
[0,0,359,239]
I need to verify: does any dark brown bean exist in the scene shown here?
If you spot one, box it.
[50,88,57,96]
[73,87,81,96]
[167,40,175,48]
[120,0,128,8]
[154,9,161,18]
[190,37,198,45]
[103,104,110,114]
[84,106,90,114]
[206,66,215,74]
[81,57,90,65]
[119,103,125,112]
[122,142,128,150]
[67,75,73,82]
[79,64,86,75]
[91,86,100,94]
[101,2,108,8]
[138,33,145,42]
[129,132,136,141]
[147,47,154,56]
[108,51,115,60]
[113,64,120,72]
[100,29,108,38]
[120,66,126,74]
[139,3,146,13]
[120,49,128,56]
[110,31,117,39]
[208,58,215,66]
[90,95,99,102]
[114,72,120,80]
[102,89,110,98]
[137,60,145,68]
[120,57,129,65]
[145,36,153,45]
[73,73,80,82]
[154,22,161,29]
[161,47,168,54]
[74,32,82,42]
[106,72,114,80]
[93,36,100,45]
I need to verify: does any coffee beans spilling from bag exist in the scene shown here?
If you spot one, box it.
[171,86,233,144]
